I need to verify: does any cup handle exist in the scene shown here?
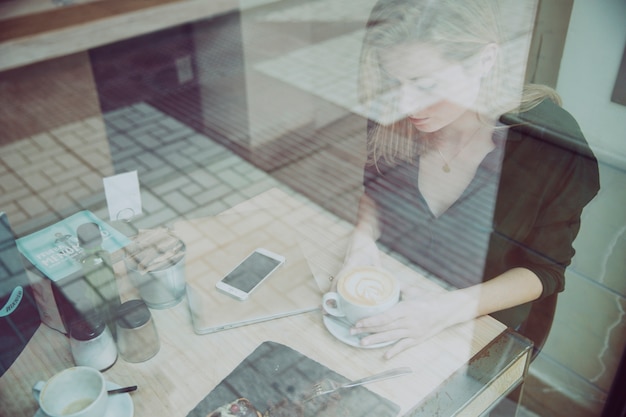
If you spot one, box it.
[322,292,345,318]
[32,380,45,401]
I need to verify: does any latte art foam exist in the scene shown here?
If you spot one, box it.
[339,270,396,306]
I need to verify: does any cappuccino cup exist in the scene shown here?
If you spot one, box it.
[322,266,399,324]
[32,366,108,417]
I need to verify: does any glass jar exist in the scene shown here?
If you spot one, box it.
[77,222,121,335]
[115,300,160,363]
[69,317,118,371]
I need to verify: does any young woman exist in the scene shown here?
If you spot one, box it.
[343,0,600,359]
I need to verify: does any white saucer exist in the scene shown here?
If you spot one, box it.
[323,315,395,349]
[34,381,134,417]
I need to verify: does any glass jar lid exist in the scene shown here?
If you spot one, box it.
[116,299,151,329]
[76,222,103,249]
[70,317,105,341]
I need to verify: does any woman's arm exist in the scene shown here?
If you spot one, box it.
[469,267,543,317]
[344,191,544,358]
[353,267,543,359]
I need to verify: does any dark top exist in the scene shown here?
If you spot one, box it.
[364,100,600,328]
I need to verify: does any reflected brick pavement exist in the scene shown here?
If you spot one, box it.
[103,102,285,228]
[1,102,287,236]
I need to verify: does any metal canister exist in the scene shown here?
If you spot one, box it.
[125,231,186,309]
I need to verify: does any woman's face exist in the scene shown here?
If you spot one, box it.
[379,42,486,132]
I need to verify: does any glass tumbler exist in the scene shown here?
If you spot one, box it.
[115,299,160,363]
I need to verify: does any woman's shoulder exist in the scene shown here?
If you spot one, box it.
[500,99,594,159]
[521,99,582,138]
[500,99,600,200]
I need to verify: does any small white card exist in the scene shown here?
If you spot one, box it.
[103,171,142,221]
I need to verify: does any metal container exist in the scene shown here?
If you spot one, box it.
[125,237,186,309]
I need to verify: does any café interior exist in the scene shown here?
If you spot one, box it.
[1,1,625,416]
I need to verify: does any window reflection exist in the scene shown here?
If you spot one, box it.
[0,0,624,416]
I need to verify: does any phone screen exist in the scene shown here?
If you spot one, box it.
[221,251,282,293]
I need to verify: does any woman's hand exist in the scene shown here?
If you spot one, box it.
[351,286,478,359]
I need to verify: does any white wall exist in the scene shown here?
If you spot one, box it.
[556,0,626,167]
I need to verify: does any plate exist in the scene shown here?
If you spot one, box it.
[322,315,395,349]
[34,381,134,417]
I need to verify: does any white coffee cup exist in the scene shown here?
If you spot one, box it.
[32,366,108,417]
[322,266,399,324]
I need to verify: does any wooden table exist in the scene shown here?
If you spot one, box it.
[0,188,531,417]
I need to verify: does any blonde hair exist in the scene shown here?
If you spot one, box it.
[360,0,561,164]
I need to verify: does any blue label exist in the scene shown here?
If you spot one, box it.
[0,286,23,317]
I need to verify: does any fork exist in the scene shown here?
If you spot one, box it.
[303,367,412,402]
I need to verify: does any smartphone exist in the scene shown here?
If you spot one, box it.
[215,248,286,300]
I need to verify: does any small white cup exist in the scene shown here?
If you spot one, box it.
[323,266,399,324]
[32,366,108,417]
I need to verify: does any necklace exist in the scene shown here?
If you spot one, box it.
[435,126,482,173]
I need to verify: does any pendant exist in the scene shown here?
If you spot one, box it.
[442,164,451,173]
